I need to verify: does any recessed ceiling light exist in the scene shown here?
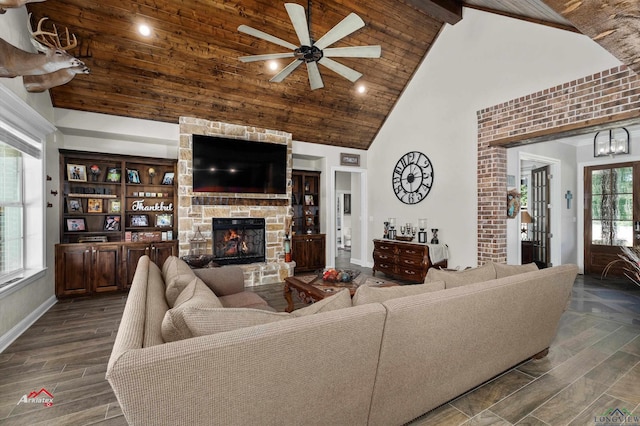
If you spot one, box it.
[356,84,366,94]
[138,24,151,37]
[268,61,279,71]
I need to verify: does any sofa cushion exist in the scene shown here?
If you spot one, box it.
[143,260,169,347]
[290,288,352,317]
[161,289,350,341]
[219,292,276,311]
[352,281,445,306]
[162,256,196,307]
[193,266,245,296]
[493,262,538,278]
[173,277,223,309]
[425,263,496,288]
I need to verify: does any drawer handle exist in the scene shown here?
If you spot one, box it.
[403,270,416,275]
[380,245,390,250]
[379,255,389,259]
[403,259,416,265]
[380,264,390,268]
[406,250,417,254]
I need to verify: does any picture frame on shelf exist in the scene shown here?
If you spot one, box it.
[161,172,174,185]
[304,195,314,206]
[87,198,103,213]
[104,215,121,231]
[106,167,121,183]
[156,213,173,227]
[65,218,86,232]
[67,164,87,182]
[129,214,149,227]
[66,198,83,213]
[127,169,141,184]
[108,199,121,213]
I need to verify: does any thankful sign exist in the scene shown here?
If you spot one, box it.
[131,200,173,212]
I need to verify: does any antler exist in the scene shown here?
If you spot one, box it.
[29,15,77,51]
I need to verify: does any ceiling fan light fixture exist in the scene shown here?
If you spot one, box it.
[268,61,279,71]
[356,84,366,94]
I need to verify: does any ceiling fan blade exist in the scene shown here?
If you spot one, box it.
[238,24,298,50]
[239,52,296,63]
[323,45,381,58]
[318,57,362,82]
[270,59,302,83]
[314,13,365,50]
[307,61,324,90]
[284,3,311,47]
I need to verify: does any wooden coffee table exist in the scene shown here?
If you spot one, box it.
[284,274,398,312]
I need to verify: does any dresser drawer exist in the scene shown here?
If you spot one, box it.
[395,265,423,281]
[398,246,427,260]
[398,257,426,269]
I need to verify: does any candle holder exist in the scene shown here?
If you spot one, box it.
[388,218,397,240]
[431,228,439,244]
[418,219,427,243]
[148,167,157,184]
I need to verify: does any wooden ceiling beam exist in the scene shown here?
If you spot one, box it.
[399,0,463,25]
[541,0,640,75]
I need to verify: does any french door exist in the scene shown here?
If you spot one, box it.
[584,162,640,275]
[531,165,550,268]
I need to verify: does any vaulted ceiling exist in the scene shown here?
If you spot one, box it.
[24,1,640,150]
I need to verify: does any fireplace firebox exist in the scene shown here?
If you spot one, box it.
[211,218,266,265]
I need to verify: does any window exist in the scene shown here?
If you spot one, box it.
[0,142,24,277]
[0,84,53,293]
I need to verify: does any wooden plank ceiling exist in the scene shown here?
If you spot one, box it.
[24,1,640,149]
[26,0,446,150]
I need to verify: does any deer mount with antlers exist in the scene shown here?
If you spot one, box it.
[0,0,44,14]
[0,14,89,92]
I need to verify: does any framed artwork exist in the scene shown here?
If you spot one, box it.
[87,198,103,213]
[156,213,173,227]
[104,215,121,231]
[344,194,351,215]
[67,164,87,182]
[130,214,149,227]
[108,199,121,213]
[106,167,121,183]
[304,195,314,206]
[340,153,361,167]
[66,198,83,213]
[162,172,174,185]
[127,169,141,184]
[65,218,86,232]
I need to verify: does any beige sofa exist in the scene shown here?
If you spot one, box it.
[107,256,577,426]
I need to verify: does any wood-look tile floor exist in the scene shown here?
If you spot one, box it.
[2,259,640,425]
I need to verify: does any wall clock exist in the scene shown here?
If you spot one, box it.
[392,151,433,204]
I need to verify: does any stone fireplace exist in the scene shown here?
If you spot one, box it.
[178,117,294,286]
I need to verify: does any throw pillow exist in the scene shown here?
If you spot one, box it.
[352,282,444,306]
[290,288,352,317]
[425,263,496,288]
[193,266,245,296]
[493,262,538,278]
[161,288,351,342]
[162,256,197,307]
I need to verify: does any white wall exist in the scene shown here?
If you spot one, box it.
[366,7,622,269]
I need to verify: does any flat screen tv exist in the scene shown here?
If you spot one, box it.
[192,134,287,194]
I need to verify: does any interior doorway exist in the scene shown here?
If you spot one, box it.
[519,153,561,267]
[329,167,367,269]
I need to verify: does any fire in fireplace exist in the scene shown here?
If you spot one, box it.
[211,218,266,265]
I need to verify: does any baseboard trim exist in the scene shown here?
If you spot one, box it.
[0,295,57,353]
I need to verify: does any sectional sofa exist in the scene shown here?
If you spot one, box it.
[106,256,577,425]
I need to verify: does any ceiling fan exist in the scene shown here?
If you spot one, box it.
[238,2,381,90]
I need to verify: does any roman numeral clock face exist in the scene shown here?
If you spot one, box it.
[392,151,433,204]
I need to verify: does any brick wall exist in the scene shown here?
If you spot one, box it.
[178,117,294,285]
[476,65,640,264]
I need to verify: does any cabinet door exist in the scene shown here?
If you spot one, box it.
[55,244,92,296]
[122,243,150,288]
[291,236,309,271]
[308,235,326,271]
[92,244,122,293]
[150,241,177,269]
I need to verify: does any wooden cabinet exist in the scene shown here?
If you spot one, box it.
[56,240,178,297]
[372,239,447,283]
[55,243,122,296]
[122,241,177,289]
[291,170,320,235]
[292,234,326,272]
[521,241,534,264]
[57,150,178,297]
